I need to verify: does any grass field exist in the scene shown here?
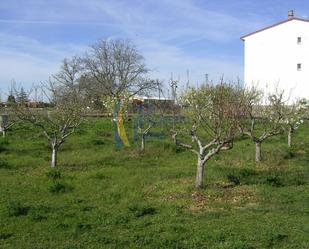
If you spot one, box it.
[0,118,308,249]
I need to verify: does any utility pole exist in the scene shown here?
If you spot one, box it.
[186,69,190,89]
[170,75,178,104]
[35,86,38,102]
[205,73,209,84]
[170,73,178,130]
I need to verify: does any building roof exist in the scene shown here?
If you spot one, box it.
[240,17,309,41]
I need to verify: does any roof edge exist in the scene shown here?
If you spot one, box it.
[240,17,309,41]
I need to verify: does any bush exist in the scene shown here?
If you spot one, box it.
[7,201,29,217]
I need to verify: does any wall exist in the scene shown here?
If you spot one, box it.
[244,19,309,102]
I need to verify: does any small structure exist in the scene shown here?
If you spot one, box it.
[241,10,309,101]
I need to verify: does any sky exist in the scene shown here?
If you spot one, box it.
[1,0,309,98]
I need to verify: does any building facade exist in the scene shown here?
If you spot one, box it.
[241,11,309,101]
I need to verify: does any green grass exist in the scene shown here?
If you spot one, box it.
[0,119,308,249]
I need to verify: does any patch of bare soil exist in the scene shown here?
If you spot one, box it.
[187,184,258,212]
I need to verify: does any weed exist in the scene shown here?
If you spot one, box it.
[0,144,7,153]
[129,204,156,217]
[267,233,288,247]
[48,181,73,194]
[46,169,61,180]
[28,205,50,221]
[0,232,13,240]
[265,175,283,187]
[0,158,11,169]
[7,201,29,217]
[90,172,109,180]
[227,173,241,185]
[283,150,295,159]
[91,139,105,145]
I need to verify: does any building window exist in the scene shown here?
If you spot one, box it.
[297,37,302,44]
[297,63,302,71]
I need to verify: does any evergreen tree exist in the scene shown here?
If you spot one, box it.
[16,87,29,104]
[7,94,16,104]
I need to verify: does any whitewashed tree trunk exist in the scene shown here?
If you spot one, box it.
[255,141,261,162]
[195,157,205,188]
[51,145,58,168]
[288,127,292,148]
[2,130,5,138]
[141,134,145,151]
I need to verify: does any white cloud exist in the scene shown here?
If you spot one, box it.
[0,33,87,93]
[0,0,264,95]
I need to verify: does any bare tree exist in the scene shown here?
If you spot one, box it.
[0,114,16,138]
[81,39,156,101]
[282,99,308,147]
[134,102,157,151]
[173,84,243,188]
[141,120,155,152]
[13,57,86,168]
[239,87,286,162]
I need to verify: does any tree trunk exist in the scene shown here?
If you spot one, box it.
[195,157,205,188]
[288,127,292,148]
[51,146,58,168]
[2,129,5,138]
[255,142,261,162]
[141,134,145,151]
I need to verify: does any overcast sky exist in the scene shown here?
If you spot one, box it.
[1,0,309,97]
